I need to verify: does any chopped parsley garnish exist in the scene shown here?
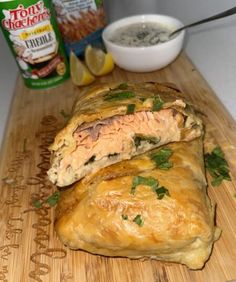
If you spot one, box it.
[126,104,136,114]
[204,146,231,186]
[104,91,135,101]
[130,175,170,199]
[46,191,61,207]
[152,96,164,111]
[154,186,170,199]
[33,200,42,209]
[131,175,158,195]
[151,148,173,170]
[121,214,144,226]
[133,214,144,226]
[33,191,61,208]
[133,134,160,147]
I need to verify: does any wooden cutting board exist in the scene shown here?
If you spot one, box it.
[0,53,236,282]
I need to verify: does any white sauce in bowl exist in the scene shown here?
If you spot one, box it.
[109,22,175,47]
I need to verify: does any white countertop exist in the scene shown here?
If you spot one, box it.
[1,2,236,149]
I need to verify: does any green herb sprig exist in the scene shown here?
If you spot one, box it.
[152,96,164,111]
[126,104,135,114]
[130,175,170,200]
[154,186,170,199]
[33,190,61,208]
[121,214,143,227]
[204,146,231,186]
[151,147,173,170]
[104,91,135,101]
[131,176,158,195]
[133,214,144,226]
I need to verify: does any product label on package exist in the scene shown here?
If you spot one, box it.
[0,0,69,89]
[2,1,57,63]
[54,0,97,19]
[53,0,106,51]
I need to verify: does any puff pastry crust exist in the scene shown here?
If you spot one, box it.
[48,82,203,186]
[55,138,220,269]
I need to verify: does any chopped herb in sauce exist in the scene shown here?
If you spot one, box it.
[84,155,96,165]
[126,104,136,114]
[131,175,158,195]
[154,186,170,199]
[152,96,164,111]
[151,147,173,170]
[110,22,173,47]
[122,214,128,220]
[204,146,231,186]
[104,91,135,101]
[133,134,160,147]
[133,214,144,226]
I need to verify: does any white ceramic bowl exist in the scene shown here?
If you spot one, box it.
[102,14,185,72]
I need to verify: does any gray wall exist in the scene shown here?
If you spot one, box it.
[160,1,236,119]
[104,0,162,22]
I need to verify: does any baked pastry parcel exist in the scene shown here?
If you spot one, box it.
[48,82,203,187]
[55,138,221,270]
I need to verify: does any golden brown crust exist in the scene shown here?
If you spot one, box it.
[47,82,203,186]
[55,138,220,269]
[50,82,201,152]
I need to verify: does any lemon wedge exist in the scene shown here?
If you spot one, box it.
[70,51,95,86]
[85,45,114,76]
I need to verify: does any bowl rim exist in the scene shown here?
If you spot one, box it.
[102,13,185,50]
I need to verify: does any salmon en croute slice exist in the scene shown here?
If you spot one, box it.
[48,82,203,187]
[55,138,221,269]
